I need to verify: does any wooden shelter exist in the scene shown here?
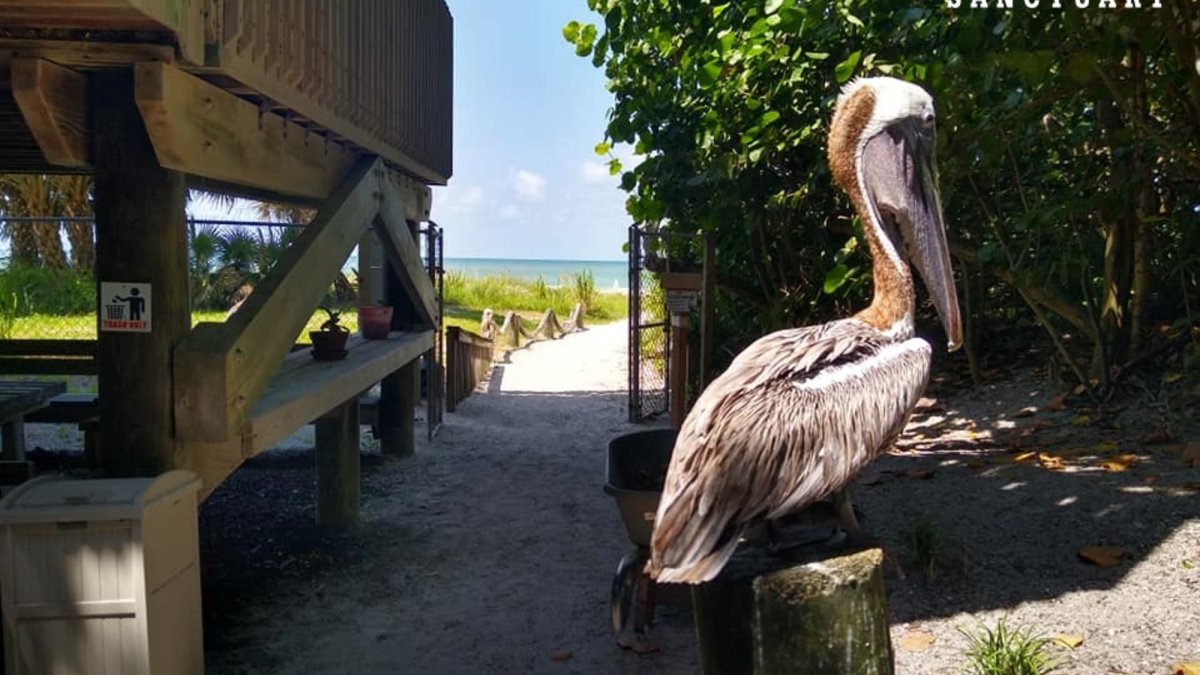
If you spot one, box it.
[0,0,452,522]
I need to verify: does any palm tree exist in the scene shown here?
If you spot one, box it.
[0,174,68,269]
[57,176,94,271]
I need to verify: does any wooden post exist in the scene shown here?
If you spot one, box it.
[669,313,690,429]
[92,69,189,476]
[692,547,894,675]
[316,398,360,527]
[376,220,418,457]
[700,233,716,389]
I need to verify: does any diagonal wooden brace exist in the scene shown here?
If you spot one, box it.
[174,156,383,443]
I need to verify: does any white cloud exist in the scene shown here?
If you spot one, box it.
[499,204,520,219]
[437,183,484,215]
[580,161,612,184]
[512,169,547,202]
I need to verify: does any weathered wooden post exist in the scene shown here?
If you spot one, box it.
[659,272,702,429]
[92,69,189,476]
[376,220,419,457]
[692,546,894,675]
[316,398,360,527]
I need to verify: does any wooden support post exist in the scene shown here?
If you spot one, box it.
[0,421,25,461]
[700,233,716,389]
[377,221,418,457]
[669,313,690,429]
[692,547,894,675]
[316,399,360,527]
[92,69,189,476]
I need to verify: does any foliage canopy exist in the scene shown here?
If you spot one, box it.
[567,0,1200,386]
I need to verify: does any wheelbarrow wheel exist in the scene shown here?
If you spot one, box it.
[610,548,645,635]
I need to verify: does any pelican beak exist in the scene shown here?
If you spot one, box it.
[862,117,963,351]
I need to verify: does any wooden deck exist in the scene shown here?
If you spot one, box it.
[0,0,452,190]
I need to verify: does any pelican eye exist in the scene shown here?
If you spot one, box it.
[922,111,936,128]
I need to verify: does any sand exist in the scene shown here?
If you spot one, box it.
[24,318,1198,674]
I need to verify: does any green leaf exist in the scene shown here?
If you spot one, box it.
[573,23,598,57]
[765,0,785,15]
[823,263,852,294]
[1065,52,1093,83]
[700,59,723,87]
[594,141,611,156]
[759,110,781,127]
[562,20,581,44]
[835,50,862,84]
[805,52,830,60]
[845,13,864,28]
[713,3,731,18]
[608,158,623,176]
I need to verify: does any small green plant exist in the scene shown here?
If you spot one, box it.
[959,618,1057,675]
[570,269,597,313]
[317,306,349,334]
[904,514,944,580]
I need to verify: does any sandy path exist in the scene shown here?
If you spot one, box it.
[206,320,701,674]
[201,320,1200,674]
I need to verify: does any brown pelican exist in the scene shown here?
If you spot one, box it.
[647,77,963,584]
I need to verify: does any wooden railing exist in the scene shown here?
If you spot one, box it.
[445,326,493,413]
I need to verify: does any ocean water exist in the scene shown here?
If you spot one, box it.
[444,257,628,291]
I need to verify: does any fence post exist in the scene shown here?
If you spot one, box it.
[446,326,462,412]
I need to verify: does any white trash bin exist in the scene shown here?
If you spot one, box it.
[0,470,203,675]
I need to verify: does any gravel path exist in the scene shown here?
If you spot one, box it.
[26,319,1195,674]
[202,320,701,674]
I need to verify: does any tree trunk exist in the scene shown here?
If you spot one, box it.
[692,546,893,675]
[31,219,67,271]
[1094,95,1135,381]
[60,176,95,272]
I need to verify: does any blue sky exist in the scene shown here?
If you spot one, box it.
[190,0,630,262]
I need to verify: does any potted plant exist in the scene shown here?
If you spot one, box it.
[310,306,350,360]
[358,301,394,340]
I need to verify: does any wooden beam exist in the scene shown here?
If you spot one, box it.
[10,58,89,168]
[134,60,358,201]
[0,39,176,69]
[245,330,433,453]
[376,180,437,327]
[174,157,383,443]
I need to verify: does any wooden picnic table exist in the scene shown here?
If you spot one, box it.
[0,380,67,460]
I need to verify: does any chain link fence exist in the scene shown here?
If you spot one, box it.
[0,217,361,341]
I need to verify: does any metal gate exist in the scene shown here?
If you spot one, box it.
[422,222,445,438]
[628,225,668,422]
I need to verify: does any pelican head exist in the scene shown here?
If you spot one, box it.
[828,76,962,351]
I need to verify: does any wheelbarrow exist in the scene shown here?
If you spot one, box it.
[603,428,689,640]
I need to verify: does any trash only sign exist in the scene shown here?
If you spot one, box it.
[101,282,151,332]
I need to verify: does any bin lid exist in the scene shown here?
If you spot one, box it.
[0,470,200,524]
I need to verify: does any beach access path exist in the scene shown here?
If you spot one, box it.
[204,318,702,674]
[202,316,1200,674]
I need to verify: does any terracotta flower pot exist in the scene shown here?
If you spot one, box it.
[310,329,349,360]
[358,305,394,339]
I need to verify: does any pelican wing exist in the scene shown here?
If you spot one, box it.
[649,319,932,583]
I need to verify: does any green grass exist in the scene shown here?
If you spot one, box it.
[4,309,359,342]
[443,270,626,325]
[959,618,1057,675]
[2,270,629,342]
[904,515,945,581]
